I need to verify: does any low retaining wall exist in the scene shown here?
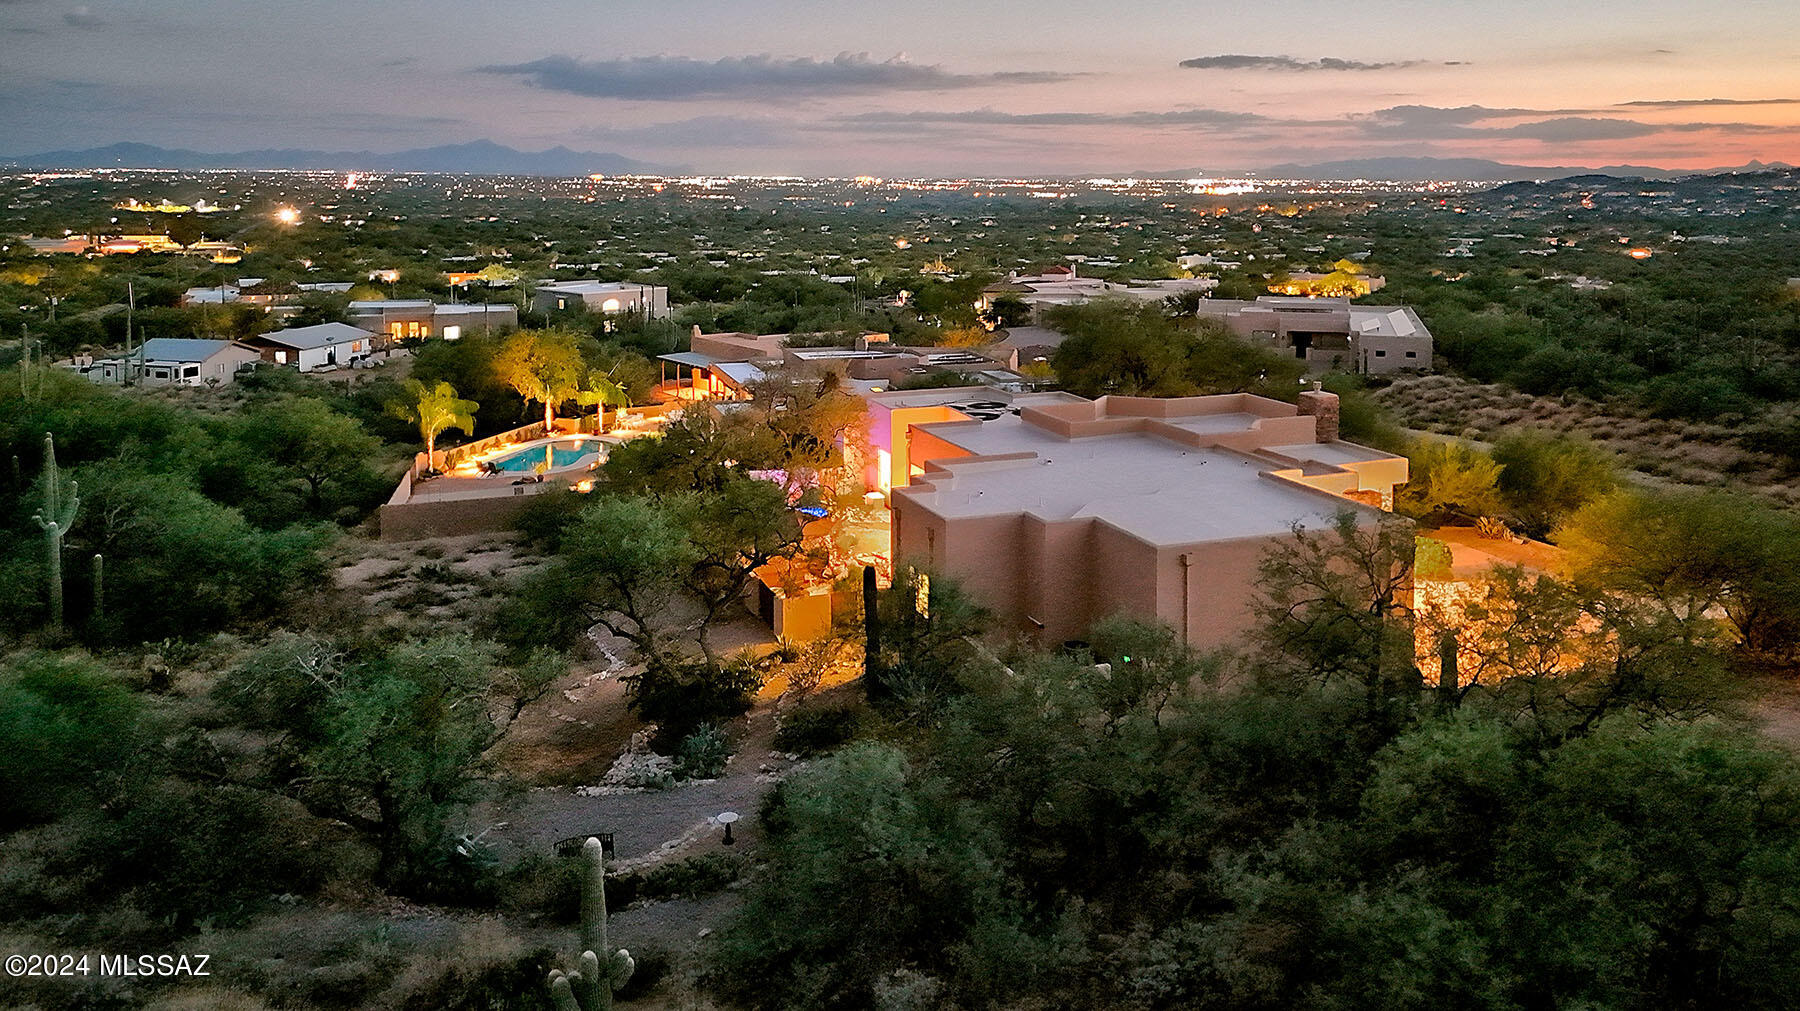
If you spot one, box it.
[379,478,570,540]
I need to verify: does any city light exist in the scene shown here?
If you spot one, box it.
[274,206,300,225]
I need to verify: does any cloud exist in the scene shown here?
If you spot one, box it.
[1179,54,1439,71]
[481,52,1070,100]
[1616,97,1800,108]
[1356,104,1787,142]
[62,4,103,28]
[835,107,1291,129]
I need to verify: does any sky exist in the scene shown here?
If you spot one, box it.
[2,0,1797,175]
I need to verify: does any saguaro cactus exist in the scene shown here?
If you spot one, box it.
[20,326,44,402]
[547,836,633,1011]
[863,564,884,698]
[32,433,79,631]
[91,553,105,622]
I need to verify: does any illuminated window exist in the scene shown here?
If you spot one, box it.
[601,298,621,312]
[442,326,461,342]
[915,572,930,618]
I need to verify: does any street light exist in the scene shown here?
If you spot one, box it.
[274,206,300,225]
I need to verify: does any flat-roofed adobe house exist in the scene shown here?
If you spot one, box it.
[75,338,260,387]
[1195,296,1433,375]
[242,322,376,371]
[345,300,518,344]
[871,386,1408,647]
[532,280,671,320]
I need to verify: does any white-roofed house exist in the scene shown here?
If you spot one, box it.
[532,280,670,320]
[241,322,377,371]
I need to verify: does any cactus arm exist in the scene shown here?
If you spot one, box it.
[548,972,582,1011]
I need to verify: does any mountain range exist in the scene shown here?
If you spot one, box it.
[1154,156,1795,182]
[0,140,662,176]
[4,143,1794,183]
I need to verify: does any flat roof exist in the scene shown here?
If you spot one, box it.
[902,421,1369,544]
[1267,442,1398,466]
[538,280,657,295]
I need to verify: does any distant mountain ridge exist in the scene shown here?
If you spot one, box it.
[0,140,663,176]
[1137,156,1794,182]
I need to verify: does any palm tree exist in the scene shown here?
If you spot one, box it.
[576,373,629,432]
[391,379,479,461]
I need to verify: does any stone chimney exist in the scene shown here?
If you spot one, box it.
[1296,382,1340,443]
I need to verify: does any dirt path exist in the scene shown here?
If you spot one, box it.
[483,701,790,866]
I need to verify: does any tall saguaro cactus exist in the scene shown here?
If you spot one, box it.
[32,433,79,631]
[91,553,105,623]
[548,837,633,1011]
[20,326,44,402]
[863,564,884,699]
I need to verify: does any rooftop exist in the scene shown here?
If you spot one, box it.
[904,419,1371,543]
[135,338,242,362]
[255,322,373,350]
[537,280,656,295]
[884,390,1402,548]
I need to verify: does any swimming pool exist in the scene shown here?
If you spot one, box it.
[486,437,605,474]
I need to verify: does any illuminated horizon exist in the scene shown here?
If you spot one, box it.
[1,0,1796,176]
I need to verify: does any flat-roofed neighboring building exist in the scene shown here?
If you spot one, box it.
[657,330,1024,399]
[241,322,376,371]
[873,387,1408,646]
[1195,296,1433,374]
[977,268,1219,321]
[533,280,670,319]
[345,300,517,344]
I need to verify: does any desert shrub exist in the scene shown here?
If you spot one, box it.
[498,851,585,923]
[675,723,732,779]
[612,853,745,908]
[510,486,590,552]
[625,657,762,752]
[774,701,864,756]
[0,651,142,828]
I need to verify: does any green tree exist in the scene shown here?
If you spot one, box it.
[1557,490,1800,658]
[495,328,584,428]
[1395,439,1504,525]
[677,474,803,662]
[1490,430,1617,538]
[239,397,386,520]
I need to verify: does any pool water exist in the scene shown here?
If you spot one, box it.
[487,439,603,473]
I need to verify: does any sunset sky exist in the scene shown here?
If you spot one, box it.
[2,0,1796,174]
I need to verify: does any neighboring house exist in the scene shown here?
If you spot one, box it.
[874,387,1407,646]
[345,300,518,344]
[532,280,671,319]
[977,267,1218,320]
[182,284,241,306]
[657,330,1024,399]
[73,338,260,387]
[1195,296,1434,375]
[241,322,376,371]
